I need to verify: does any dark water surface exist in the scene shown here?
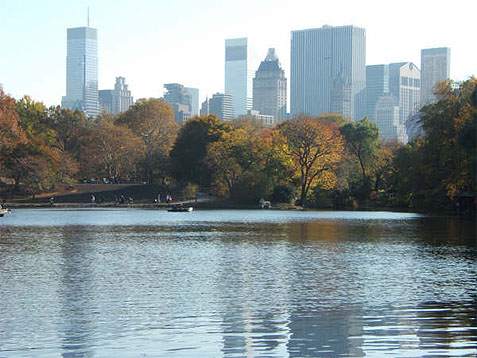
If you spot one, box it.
[0,209,475,357]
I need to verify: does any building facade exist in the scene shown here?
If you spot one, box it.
[185,87,199,117]
[225,37,252,117]
[252,48,287,122]
[99,77,133,114]
[163,83,193,123]
[366,64,389,122]
[200,93,234,121]
[420,47,450,106]
[374,95,407,143]
[389,62,420,140]
[290,25,366,120]
[61,27,99,118]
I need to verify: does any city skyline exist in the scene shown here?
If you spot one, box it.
[0,0,475,108]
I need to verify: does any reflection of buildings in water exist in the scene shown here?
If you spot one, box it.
[286,309,364,357]
[59,227,96,358]
[216,236,292,356]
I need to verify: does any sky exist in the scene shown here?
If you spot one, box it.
[0,0,475,107]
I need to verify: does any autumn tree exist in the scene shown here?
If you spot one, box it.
[280,117,344,207]
[46,106,88,156]
[340,117,380,198]
[393,78,477,210]
[80,114,139,181]
[170,115,232,186]
[116,98,177,184]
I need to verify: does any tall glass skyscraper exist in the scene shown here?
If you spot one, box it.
[225,37,251,117]
[61,27,99,118]
[290,25,366,121]
[420,47,450,106]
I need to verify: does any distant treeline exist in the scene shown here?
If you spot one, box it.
[0,78,475,213]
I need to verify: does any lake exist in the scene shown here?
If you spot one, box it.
[0,209,476,357]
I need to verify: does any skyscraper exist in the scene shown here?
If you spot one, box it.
[290,25,366,120]
[61,26,99,118]
[420,47,450,105]
[252,48,287,122]
[99,77,133,114]
[366,64,389,122]
[374,95,407,143]
[200,93,234,121]
[389,62,420,141]
[185,87,199,117]
[163,83,193,123]
[225,37,251,117]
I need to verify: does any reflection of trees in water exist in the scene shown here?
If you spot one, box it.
[59,226,96,358]
[416,300,477,353]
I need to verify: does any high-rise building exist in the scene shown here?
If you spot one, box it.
[374,95,407,143]
[225,37,252,117]
[200,93,234,121]
[366,65,389,122]
[389,62,420,140]
[99,77,133,114]
[61,26,99,118]
[163,83,193,123]
[420,47,450,105]
[184,87,199,117]
[252,48,287,122]
[290,25,366,120]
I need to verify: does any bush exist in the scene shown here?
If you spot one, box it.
[271,184,296,204]
[183,183,198,200]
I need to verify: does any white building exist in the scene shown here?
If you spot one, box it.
[61,27,99,118]
[290,25,366,121]
[374,95,407,143]
[420,47,450,106]
[389,62,420,140]
[225,38,252,117]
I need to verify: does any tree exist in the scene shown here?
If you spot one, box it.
[280,117,344,207]
[80,114,139,181]
[393,78,477,210]
[170,115,232,186]
[340,117,380,198]
[116,98,177,184]
[46,106,88,156]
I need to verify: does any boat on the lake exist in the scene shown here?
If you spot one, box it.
[168,205,193,212]
[0,208,11,217]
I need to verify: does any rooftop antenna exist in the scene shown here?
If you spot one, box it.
[87,6,90,27]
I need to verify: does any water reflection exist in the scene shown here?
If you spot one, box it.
[0,210,475,357]
[59,227,96,358]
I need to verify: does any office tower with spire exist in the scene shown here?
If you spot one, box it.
[290,25,366,120]
[252,48,287,122]
[225,37,252,117]
[61,22,99,118]
[420,47,450,106]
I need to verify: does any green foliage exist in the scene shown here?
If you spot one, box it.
[393,78,477,211]
[340,117,380,199]
[170,115,232,186]
[271,184,296,204]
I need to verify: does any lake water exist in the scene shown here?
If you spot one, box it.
[0,209,476,357]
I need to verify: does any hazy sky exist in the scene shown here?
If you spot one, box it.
[1,0,475,107]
